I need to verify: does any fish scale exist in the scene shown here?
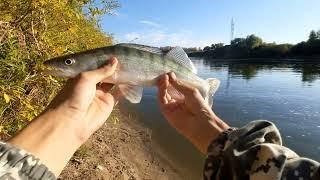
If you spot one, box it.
[44,43,220,107]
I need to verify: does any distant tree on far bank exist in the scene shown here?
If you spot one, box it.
[189,30,320,59]
[309,30,318,42]
[291,30,320,57]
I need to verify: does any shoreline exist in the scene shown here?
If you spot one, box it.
[188,56,320,62]
[59,109,183,180]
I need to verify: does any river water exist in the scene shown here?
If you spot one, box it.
[121,57,320,179]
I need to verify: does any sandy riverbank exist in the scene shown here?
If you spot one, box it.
[59,109,184,180]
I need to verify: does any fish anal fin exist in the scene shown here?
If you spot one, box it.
[118,84,143,103]
[204,78,220,107]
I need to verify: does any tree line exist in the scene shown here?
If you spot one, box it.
[189,30,320,59]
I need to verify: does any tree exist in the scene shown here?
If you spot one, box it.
[203,46,211,51]
[190,31,320,58]
[210,43,224,50]
[214,43,224,48]
[0,0,119,134]
[309,30,318,42]
[231,38,246,47]
[246,35,263,49]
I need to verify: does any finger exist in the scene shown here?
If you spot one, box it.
[165,90,172,101]
[159,86,168,104]
[96,83,114,93]
[157,74,165,88]
[110,85,124,103]
[81,57,118,84]
[96,84,123,105]
[157,74,170,104]
[157,74,169,89]
[168,72,196,96]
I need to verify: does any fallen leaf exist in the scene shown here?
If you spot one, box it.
[3,93,10,103]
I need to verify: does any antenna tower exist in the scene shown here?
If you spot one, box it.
[231,18,235,44]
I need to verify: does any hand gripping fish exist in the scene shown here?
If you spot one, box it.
[44,43,220,107]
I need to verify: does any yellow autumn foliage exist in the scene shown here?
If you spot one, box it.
[0,0,119,135]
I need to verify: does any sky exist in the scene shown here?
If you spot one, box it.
[101,0,320,48]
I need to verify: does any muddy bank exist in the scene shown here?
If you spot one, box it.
[59,109,184,180]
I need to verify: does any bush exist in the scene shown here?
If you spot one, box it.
[0,0,118,136]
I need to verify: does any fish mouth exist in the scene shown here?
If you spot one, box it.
[42,63,73,77]
[43,67,66,77]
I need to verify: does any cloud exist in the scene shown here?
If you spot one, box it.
[139,20,161,28]
[125,32,141,42]
[121,30,211,48]
[118,20,210,47]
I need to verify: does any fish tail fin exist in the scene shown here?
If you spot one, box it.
[204,78,220,107]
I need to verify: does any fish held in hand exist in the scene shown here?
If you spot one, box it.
[44,43,220,107]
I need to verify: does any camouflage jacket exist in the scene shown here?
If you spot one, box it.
[204,120,320,180]
[0,120,319,179]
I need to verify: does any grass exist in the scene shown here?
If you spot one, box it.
[74,145,90,159]
[0,0,116,137]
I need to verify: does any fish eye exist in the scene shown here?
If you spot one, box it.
[65,59,75,65]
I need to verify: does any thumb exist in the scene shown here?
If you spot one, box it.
[83,57,118,84]
[168,72,197,96]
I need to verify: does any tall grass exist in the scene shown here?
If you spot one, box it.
[0,0,118,137]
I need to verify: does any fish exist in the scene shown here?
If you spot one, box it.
[44,43,220,107]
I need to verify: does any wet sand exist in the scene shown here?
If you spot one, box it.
[59,109,184,180]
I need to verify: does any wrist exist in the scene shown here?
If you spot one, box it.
[46,103,91,143]
[186,112,229,154]
[8,109,85,175]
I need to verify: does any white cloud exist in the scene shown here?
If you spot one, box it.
[117,20,211,48]
[121,30,210,48]
[139,20,161,28]
[125,32,141,42]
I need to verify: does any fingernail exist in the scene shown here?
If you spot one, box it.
[110,57,115,65]
[169,72,176,81]
[107,57,116,66]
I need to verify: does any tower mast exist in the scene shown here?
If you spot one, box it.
[231,18,235,44]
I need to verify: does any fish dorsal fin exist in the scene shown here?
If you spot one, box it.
[116,43,163,54]
[165,47,197,74]
[118,84,143,103]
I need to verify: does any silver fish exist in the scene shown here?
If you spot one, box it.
[44,43,220,106]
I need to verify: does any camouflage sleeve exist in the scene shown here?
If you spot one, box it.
[203,120,320,180]
[0,141,56,180]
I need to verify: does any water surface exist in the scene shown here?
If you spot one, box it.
[121,58,320,179]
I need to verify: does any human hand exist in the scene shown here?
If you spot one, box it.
[9,57,120,175]
[157,72,229,153]
[48,57,121,142]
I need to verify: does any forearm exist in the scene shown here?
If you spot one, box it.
[186,111,230,154]
[8,108,83,176]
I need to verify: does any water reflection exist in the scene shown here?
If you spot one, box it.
[200,58,320,82]
[292,64,320,82]
[121,58,320,179]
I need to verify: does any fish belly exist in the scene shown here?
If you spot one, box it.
[114,55,169,87]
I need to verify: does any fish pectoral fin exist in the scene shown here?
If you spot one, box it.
[165,47,197,74]
[118,84,143,103]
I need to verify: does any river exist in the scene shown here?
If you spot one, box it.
[120,57,320,179]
